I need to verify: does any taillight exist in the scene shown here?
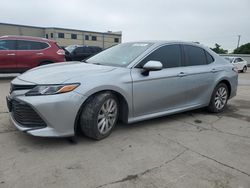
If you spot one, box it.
[57,49,65,55]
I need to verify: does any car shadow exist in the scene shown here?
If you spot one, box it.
[9,103,245,148]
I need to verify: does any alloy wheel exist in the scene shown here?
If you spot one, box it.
[214,87,228,110]
[97,99,118,134]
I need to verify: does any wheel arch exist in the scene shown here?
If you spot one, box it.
[216,79,232,98]
[74,89,129,135]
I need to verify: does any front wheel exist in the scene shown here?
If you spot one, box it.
[208,83,229,113]
[80,92,119,140]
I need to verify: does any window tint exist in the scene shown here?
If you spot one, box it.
[237,58,243,62]
[114,38,119,43]
[92,36,97,41]
[85,35,89,40]
[83,47,92,53]
[17,40,49,50]
[205,51,214,64]
[58,33,64,38]
[138,44,182,68]
[74,47,83,54]
[71,34,77,39]
[0,40,16,50]
[184,45,207,66]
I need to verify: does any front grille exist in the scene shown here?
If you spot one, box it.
[10,84,36,93]
[12,100,46,128]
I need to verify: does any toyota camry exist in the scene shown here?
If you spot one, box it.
[7,41,238,140]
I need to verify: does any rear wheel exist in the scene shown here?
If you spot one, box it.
[80,92,119,140]
[208,83,229,113]
[242,66,247,73]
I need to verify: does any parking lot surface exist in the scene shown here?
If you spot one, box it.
[0,73,250,188]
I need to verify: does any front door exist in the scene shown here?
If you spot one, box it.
[131,44,189,117]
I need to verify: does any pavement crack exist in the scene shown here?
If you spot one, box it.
[96,149,188,188]
[165,137,250,178]
[0,130,17,134]
[171,116,250,139]
[0,111,9,114]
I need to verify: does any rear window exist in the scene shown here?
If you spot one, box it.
[17,40,49,50]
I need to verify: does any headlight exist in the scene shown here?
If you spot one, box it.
[25,83,80,96]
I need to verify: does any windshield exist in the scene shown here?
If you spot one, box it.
[65,45,77,53]
[86,42,153,67]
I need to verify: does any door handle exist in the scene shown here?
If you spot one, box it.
[178,72,187,77]
[211,68,219,73]
[36,53,44,55]
[7,53,15,56]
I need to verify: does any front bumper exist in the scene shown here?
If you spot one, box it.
[8,91,87,137]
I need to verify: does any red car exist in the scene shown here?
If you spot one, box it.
[0,35,65,73]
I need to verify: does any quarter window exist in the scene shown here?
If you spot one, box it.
[184,45,207,66]
[205,51,214,64]
[0,40,16,50]
[138,44,182,68]
[16,40,49,50]
[58,33,64,38]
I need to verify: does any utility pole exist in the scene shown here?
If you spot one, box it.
[237,35,241,49]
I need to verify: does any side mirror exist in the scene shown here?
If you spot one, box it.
[142,61,163,76]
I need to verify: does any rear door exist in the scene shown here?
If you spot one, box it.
[0,40,16,71]
[181,45,216,106]
[16,40,49,70]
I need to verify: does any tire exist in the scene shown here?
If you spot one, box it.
[242,66,247,73]
[208,83,229,113]
[80,92,119,140]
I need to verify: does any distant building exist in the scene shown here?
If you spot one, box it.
[0,22,122,48]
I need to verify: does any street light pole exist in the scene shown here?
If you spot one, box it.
[237,35,241,49]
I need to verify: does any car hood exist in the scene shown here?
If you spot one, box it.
[17,62,116,84]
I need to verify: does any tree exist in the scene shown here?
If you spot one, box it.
[210,43,228,54]
[233,43,250,54]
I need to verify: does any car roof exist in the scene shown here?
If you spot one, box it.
[0,35,56,43]
[124,40,210,48]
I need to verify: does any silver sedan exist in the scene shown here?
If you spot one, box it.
[7,41,238,140]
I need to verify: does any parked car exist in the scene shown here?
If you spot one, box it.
[64,45,102,61]
[7,41,238,140]
[224,56,248,73]
[0,35,65,73]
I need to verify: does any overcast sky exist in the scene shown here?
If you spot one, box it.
[0,0,249,52]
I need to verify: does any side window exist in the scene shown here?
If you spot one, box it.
[83,47,92,53]
[237,58,243,62]
[205,51,214,64]
[184,45,207,66]
[17,40,49,50]
[138,44,182,68]
[74,47,83,54]
[0,40,16,50]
